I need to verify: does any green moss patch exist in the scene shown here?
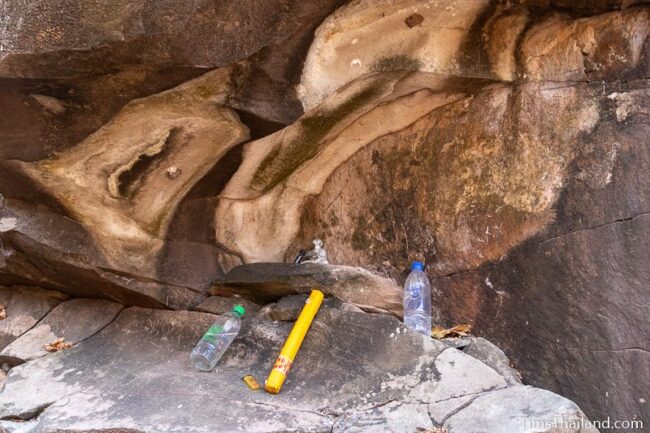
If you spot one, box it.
[251,80,388,192]
[371,55,421,73]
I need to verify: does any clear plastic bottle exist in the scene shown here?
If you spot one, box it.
[191,305,245,371]
[403,261,432,336]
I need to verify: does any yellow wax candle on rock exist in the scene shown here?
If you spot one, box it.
[265,289,324,394]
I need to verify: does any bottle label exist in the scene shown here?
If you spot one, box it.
[201,324,224,344]
[271,354,293,377]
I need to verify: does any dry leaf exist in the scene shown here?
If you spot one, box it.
[431,324,472,339]
[44,337,72,352]
[0,304,5,320]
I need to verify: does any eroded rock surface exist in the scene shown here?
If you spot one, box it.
[0,298,122,366]
[299,1,649,109]
[216,71,487,264]
[0,286,67,351]
[1,0,649,428]
[0,0,337,80]
[213,2,650,425]
[215,263,402,315]
[0,305,593,433]
[11,66,248,275]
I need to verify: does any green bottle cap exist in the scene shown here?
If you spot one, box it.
[232,305,245,318]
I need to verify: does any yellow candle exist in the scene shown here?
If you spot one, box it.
[265,289,324,394]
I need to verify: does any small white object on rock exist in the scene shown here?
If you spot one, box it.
[299,239,329,264]
[166,166,182,179]
[30,94,66,115]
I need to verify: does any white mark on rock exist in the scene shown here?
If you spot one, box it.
[351,38,359,45]
[0,217,17,232]
[485,277,494,289]
[351,58,362,67]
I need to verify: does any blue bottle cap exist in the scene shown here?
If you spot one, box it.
[411,261,425,271]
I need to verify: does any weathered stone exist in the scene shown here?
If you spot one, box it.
[520,8,650,82]
[412,347,508,403]
[297,0,494,110]
[298,1,649,109]
[10,66,248,277]
[0,198,207,309]
[226,0,347,125]
[259,293,310,321]
[0,66,208,164]
[215,263,403,315]
[0,298,122,365]
[442,386,599,433]
[0,286,67,351]
[215,71,488,266]
[194,295,260,316]
[462,337,522,386]
[259,294,353,321]
[0,418,36,433]
[291,79,650,424]
[0,67,246,310]
[1,1,648,430]
[436,212,650,426]
[0,0,327,79]
[0,306,593,433]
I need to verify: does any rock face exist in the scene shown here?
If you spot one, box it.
[0,304,595,433]
[0,0,334,79]
[298,0,496,110]
[12,66,248,275]
[0,67,249,308]
[1,0,649,429]
[215,71,487,264]
[211,3,650,425]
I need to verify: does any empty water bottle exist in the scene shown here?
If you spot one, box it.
[191,305,245,371]
[403,261,432,336]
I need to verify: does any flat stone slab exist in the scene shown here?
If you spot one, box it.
[462,337,522,386]
[0,286,68,351]
[443,386,599,433]
[214,263,402,315]
[0,305,593,433]
[0,298,122,365]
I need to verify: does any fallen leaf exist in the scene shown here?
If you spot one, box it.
[431,324,472,339]
[43,337,72,352]
[0,304,5,320]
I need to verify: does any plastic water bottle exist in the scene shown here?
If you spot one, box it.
[191,305,245,371]
[403,261,432,336]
